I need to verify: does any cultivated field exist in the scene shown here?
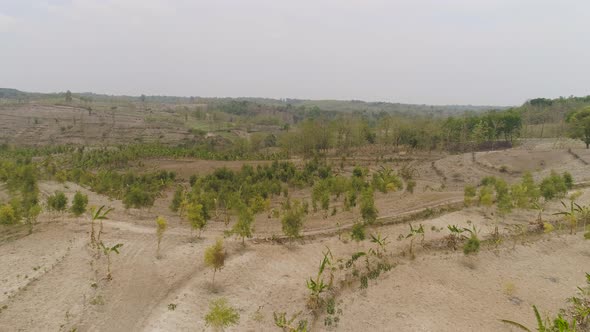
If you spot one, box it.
[1,138,589,331]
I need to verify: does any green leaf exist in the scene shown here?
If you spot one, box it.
[499,319,532,332]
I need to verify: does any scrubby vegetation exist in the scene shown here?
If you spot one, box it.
[204,298,240,331]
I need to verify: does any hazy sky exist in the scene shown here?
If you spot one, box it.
[1,0,589,105]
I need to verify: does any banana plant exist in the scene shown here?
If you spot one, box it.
[306,248,333,305]
[273,311,308,332]
[446,225,468,250]
[90,205,114,247]
[370,232,389,256]
[405,223,425,257]
[99,242,123,280]
[500,305,576,332]
[553,200,582,234]
[532,201,546,224]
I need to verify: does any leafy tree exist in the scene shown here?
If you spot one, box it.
[65,90,72,102]
[204,298,240,331]
[281,201,306,240]
[155,216,167,257]
[566,107,590,148]
[71,191,88,216]
[47,191,68,212]
[478,185,494,213]
[123,186,154,209]
[540,171,569,201]
[169,186,185,213]
[187,202,207,238]
[231,204,254,244]
[204,239,226,286]
[23,203,41,234]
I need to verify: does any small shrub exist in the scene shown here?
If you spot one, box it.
[350,222,366,243]
[123,186,154,209]
[406,180,416,194]
[71,191,88,216]
[463,233,480,255]
[0,204,18,225]
[204,298,240,330]
[360,275,368,289]
[463,185,476,206]
[563,172,574,189]
[47,191,68,212]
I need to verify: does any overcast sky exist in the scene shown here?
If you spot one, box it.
[1,0,589,105]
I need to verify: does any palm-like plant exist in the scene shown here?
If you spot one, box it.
[370,232,389,256]
[306,248,333,307]
[553,200,582,234]
[405,223,425,257]
[446,225,468,250]
[89,206,113,247]
[273,311,308,332]
[99,242,123,280]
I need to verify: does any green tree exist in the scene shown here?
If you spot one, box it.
[281,201,306,240]
[204,239,226,286]
[65,90,72,102]
[566,107,590,148]
[169,186,185,213]
[71,191,88,216]
[187,202,207,238]
[204,298,240,331]
[231,205,254,245]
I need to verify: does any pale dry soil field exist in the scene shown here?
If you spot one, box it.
[0,142,589,331]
